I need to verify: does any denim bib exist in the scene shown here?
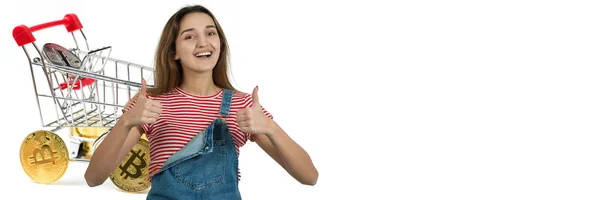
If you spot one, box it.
[146,89,242,200]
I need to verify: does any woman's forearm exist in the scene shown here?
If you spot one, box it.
[84,118,134,187]
[266,121,319,185]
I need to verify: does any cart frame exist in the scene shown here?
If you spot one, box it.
[13,13,154,161]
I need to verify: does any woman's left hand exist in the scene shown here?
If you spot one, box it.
[236,86,275,136]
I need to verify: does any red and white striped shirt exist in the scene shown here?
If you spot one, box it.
[125,87,272,181]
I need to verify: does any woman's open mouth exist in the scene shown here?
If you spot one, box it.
[195,51,212,59]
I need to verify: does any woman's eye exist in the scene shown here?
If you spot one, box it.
[185,35,195,40]
[208,32,216,36]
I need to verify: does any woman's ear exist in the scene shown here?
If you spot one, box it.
[174,54,180,60]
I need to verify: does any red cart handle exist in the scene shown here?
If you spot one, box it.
[13,13,83,47]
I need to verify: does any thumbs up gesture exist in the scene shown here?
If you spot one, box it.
[123,78,162,127]
[236,86,274,135]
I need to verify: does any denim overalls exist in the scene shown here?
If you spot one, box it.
[146,89,242,200]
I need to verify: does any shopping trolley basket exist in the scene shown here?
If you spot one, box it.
[13,13,154,192]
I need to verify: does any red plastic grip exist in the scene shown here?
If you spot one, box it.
[60,77,95,90]
[13,13,83,47]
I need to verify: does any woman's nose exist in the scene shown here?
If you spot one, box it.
[196,37,208,48]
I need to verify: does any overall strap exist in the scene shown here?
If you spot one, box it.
[219,89,234,117]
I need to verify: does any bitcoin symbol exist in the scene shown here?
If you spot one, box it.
[119,149,146,179]
[110,138,150,192]
[29,145,58,165]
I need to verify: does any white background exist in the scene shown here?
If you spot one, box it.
[1,0,600,199]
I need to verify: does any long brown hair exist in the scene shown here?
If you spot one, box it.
[148,5,236,95]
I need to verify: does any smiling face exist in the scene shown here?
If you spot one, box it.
[174,12,221,73]
[149,5,236,96]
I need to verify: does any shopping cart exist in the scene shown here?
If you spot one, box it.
[13,13,154,192]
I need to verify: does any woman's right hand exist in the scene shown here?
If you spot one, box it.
[123,78,162,127]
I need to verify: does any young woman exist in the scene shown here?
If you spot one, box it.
[84,4,318,199]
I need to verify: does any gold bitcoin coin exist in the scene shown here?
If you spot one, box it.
[110,137,151,192]
[20,130,69,184]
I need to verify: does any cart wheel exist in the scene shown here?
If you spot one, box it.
[73,127,110,159]
[19,130,69,184]
[109,136,151,192]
